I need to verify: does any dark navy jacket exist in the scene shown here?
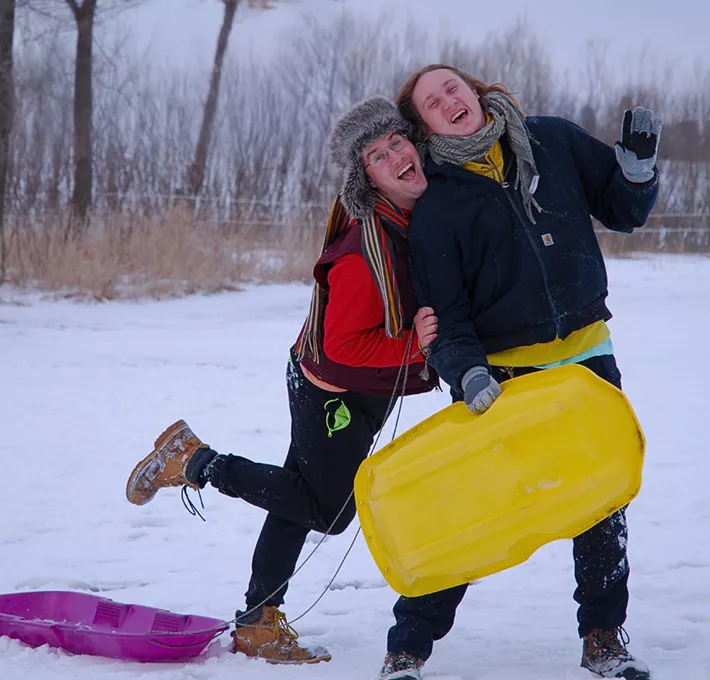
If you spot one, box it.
[408,116,659,390]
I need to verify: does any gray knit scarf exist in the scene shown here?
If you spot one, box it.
[427,91,542,223]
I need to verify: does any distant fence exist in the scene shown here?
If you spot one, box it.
[11,193,710,254]
[595,214,710,255]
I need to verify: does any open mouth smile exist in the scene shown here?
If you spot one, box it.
[397,162,417,180]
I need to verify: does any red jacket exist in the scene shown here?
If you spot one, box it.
[323,253,418,368]
[297,219,437,397]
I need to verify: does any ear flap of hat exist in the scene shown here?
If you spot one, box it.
[340,164,375,221]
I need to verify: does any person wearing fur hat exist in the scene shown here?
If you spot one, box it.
[370,65,663,680]
[124,97,438,665]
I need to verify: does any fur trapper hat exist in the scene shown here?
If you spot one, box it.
[329,96,413,220]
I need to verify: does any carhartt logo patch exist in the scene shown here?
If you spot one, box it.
[541,233,554,246]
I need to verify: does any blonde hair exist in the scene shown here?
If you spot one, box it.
[396,64,518,141]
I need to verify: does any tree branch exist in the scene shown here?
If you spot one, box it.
[64,0,79,18]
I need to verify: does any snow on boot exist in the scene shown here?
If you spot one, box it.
[581,627,650,679]
[125,419,216,506]
[231,605,331,664]
[376,652,425,680]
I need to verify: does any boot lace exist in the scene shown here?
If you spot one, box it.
[590,626,632,661]
[384,652,423,672]
[272,609,299,642]
[180,485,206,521]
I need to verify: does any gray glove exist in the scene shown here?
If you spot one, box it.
[462,366,502,414]
[614,106,662,184]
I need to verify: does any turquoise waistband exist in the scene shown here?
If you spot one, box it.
[533,337,614,370]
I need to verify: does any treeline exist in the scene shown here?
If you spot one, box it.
[3,9,709,296]
[10,13,710,219]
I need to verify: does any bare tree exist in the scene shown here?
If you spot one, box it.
[65,0,96,225]
[0,0,15,282]
[6,6,710,258]
[578,39,611,136]
[186,0,240,197]
[187,0,300,197]
[24,0,142,228]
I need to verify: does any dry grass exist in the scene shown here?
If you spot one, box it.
[1,210,708,301]
[596,215,710,257]
[2,209,321,300]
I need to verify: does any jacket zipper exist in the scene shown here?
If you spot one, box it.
[500,179,561,336]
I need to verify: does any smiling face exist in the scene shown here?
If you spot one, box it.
[361,132,427,211]
[411,68,487,137]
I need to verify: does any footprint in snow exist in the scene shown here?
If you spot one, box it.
[128,516,172,528]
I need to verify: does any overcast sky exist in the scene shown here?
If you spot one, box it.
[23,0,710,87]
[122,0,708,66]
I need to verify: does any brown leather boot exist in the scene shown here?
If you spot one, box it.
[377,652,424,679]
[125,419,212,506]
[231,606,331,664]
[581,628,650,679]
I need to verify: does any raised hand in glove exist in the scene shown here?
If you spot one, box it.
[615,106,662,184]
[462,365,502,414]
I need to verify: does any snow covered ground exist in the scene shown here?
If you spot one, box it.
[2,255,709,680]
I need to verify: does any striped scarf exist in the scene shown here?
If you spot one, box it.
[296,194,409,363]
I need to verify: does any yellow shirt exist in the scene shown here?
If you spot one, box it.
[462,144,610,367]
[487,321,610,367]
[462,140,505,184]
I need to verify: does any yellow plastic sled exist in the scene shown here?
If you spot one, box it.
[354,364,645,598]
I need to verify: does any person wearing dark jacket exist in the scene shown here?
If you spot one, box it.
[372,65,662,680]
[124,97,439,665]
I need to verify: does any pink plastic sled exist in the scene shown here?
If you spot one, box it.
[0,591,229,662]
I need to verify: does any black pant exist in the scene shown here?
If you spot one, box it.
[388,354,630,661]
[208,357,391,608]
